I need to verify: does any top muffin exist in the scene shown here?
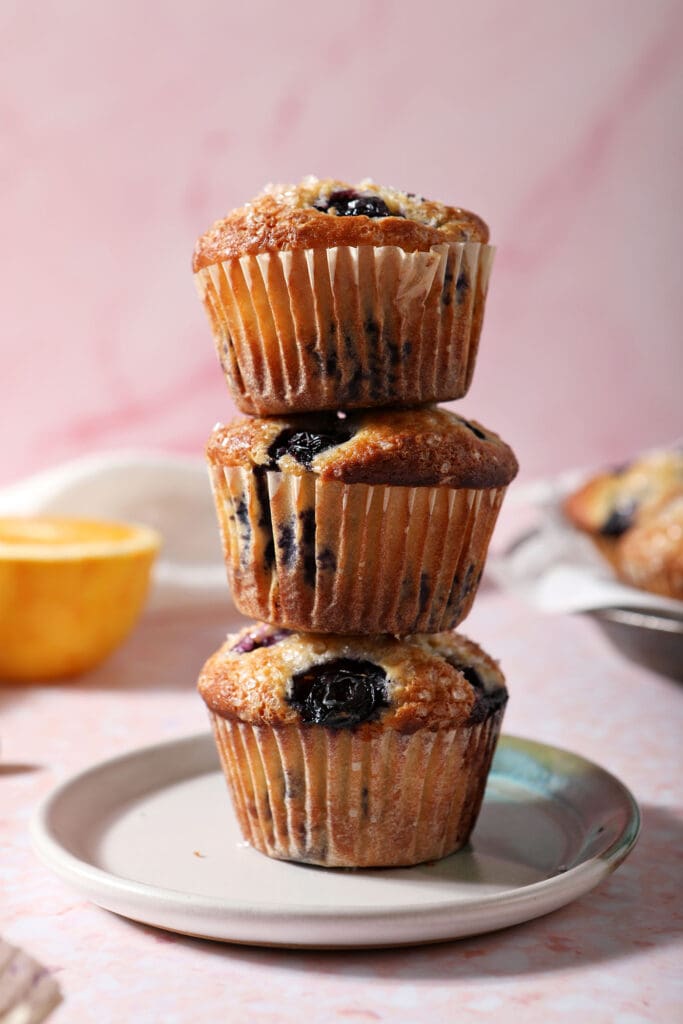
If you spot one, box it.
[193,177,494,415]
[193,177,488,269]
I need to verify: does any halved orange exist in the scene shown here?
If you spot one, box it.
[0,517,161,681]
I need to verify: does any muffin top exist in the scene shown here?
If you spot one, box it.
[198,625,507,733]
[207,407,518,490]
[616,491,683,594]
[193,176,489,270]
[563,449,683,538]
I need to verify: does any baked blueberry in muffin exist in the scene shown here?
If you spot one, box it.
[199,625,508,867]
[193,177,494,414]
[207,406,518,634]
[564,449,683,599]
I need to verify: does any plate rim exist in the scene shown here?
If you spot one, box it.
[30,732,641,942]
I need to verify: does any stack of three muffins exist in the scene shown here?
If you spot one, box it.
[192,179,518,868]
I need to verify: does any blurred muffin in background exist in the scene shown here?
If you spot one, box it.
[563,449,683,600]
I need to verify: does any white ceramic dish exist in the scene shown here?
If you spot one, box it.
[31,733,639,948]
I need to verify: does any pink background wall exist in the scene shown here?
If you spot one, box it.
[2,0,681,486]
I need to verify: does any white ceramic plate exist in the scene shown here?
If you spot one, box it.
[31,733,639,948]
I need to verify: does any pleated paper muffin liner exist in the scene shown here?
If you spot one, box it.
[210,465,506,634]
[208,708,504,867]
[195,242,494,415]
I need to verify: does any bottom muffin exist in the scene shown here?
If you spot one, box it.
[197,625,507,868]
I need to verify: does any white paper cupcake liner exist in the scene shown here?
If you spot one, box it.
[210,465,506,634]
[209,707,504,867]
[195,242,494,415]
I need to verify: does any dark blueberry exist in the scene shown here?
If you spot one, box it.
[219,336,242,387]
[600,503,636,537]
[448,660,484,693]
[299,508,317,587]
[387,341,401,368]
[447,574,464,611]
[268,424,353,468]
[419,572,431,613]
[468,687,508,723]
[253,468,270,526]
[325,352,340,377]
[456,272,469,303]
[364,318,379,339]
[461,418,487,440]
[314,189,397,219]
[445,658,508,724]
[234,496,252,566]
[442,264,454,307]
[276,523,296,566]
[253,467,275,569]
[462,563,476,594]
[288,658,389,729]
[263,537,275,569]
[235,498,249,526]
[316,547,337,571]
[231,627,292,654]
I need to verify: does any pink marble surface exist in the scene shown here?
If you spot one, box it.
[2,3,682,1019]
[2,1,682,485]
[3,573,682,1023]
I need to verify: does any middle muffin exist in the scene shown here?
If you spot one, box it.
[208,405,518,634]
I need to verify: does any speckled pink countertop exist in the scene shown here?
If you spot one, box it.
[3,578,681,1023]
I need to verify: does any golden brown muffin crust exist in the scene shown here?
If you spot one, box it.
[563,449,683,600]
[614,490,683,598]
[563,450,683,534]
[198,627,505,733]
[193,177,489,270]
[207,407,518,490]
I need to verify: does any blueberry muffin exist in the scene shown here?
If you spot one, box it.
[563,449,683,599]
[193,177,494,415]
[207,406,518,634]
[198,624,508,867]
[616,491,683,598]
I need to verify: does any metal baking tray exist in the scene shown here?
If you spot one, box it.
[589,607,683,682]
